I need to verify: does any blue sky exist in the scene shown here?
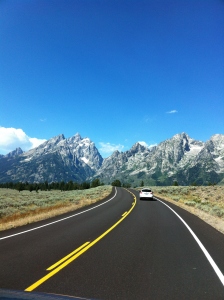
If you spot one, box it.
[0,0,223,157]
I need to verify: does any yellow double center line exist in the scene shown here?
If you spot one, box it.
[25,189,136,292]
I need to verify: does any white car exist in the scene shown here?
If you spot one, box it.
[139,188,154,200]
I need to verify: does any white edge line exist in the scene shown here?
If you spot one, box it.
[0,188,117,241]
[155,197,224,286]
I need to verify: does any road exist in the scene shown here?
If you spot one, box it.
[0,187,224,299]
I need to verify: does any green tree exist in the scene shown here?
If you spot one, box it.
[91,178,101,188]
[173,181,179,186]
[111,179,121,187]
[29,184,34,192]
[44,181,49,191]
[60,181,65,191]
[68,180,74,190]
[73,182,79,190]
[122,183,131,188]
[16,182,24,192]
[82,182,90,189]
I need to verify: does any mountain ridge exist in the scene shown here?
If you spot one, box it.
[0,132,224,186]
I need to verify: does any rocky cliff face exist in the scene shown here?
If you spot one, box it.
[95,133,224,185]
[0,132,224,185]
[0,133,103,183]
[4,147,24,158]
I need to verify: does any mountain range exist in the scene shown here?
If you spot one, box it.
[0,132,224,186]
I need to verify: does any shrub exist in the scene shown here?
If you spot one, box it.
[172,196,180,202]
[184,201,196,207]
[211,206,224,218]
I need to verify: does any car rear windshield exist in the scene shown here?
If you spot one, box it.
[142,189,152,192]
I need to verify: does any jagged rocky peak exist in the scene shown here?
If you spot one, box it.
[106,150,120,159]
[168,132,196,150]
[36,134,65,151]
[49,134,65,144]
[210,134,224,148]
[204,139,215,153]
[68,133,92,147]
[172,132,190,143]
[199,134,224,157]
[159,132,186,149]
[129,142,148,154]
[69,133,99,150]
[113,150,121,156]
[5,147,23,158]
[67,133,81,145]
[149,145,157,152]
[173,132,189,139]
[152,133,191,170]
[69,132,82,143]
[35,134,65,150]
[206,135,224,164]
[1,131,224,185]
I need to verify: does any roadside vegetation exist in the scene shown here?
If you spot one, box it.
[0,185,112,231]
[1,178,224,234]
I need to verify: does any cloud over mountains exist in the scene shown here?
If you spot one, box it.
[99,142,124,156]
[0,127,46,154]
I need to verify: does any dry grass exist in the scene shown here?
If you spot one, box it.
[0,186,112,231]
[150,186,224,234]
[3,185,223,235]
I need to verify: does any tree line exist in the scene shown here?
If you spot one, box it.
[111,179,131,188]
[0,178,104,192]
[1,179,217,191]
[0,178,133,192]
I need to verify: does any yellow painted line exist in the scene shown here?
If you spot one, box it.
[25,188,136,292]
[122,211,128,217]
[47,242,90,271]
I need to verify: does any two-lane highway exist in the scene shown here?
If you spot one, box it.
[0,187,224,299]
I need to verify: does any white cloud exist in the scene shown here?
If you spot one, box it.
[29,137,46,148]
[138,141,149,148]
[166,110,178,114]
[99,142,124,157]
[148,143,157,149]
[138,141,157,149]
[0,127,46,154]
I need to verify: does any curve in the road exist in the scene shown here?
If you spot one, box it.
[0,187,118,241]
[25,189,137,292]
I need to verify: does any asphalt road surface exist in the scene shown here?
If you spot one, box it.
[0,187,224,299]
